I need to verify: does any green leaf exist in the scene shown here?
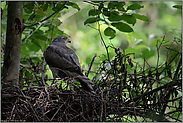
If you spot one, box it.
[52,18,62,26]
[28,12,36,21]
[52,27,64,40]
[104,27,116,39]
[24,2,34,14]
[108,1,116,9]
[21,41,41,58]
[127,33,134,46]
[52,2,62,11]
[140,49,156,60]
[84,17,101,25]
[98,2,104,11]
[66,2,80,11]
[117,2,125,11]
[22,86,28,91]
[39,27,49,32]
[122,14,136,25]
[70,2,80,11]
[133,14,149,21]
[46,80,52,86]
[108,11,123,21]
[125,48,141,54]
[34,5,46,16]
[173,5,182,10]
[111,22,133,32]
[130,32,148,43]
[1,1,6,8]
[88,9,101,16]
[33,31,47,41]
[36,10,46,16]
[35,39,46,52]
[135,45,150,50]
[103,8,110,16]
[127,4,144,10]
[21,43,30,58]
[43,2,49,11]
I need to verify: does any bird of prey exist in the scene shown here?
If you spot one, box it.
[44,36,95,94]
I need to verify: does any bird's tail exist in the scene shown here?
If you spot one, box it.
[76,75,95,94]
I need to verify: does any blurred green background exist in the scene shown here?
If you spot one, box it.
[57,1,182,77]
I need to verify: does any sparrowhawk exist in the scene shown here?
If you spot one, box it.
[44,36,95,94]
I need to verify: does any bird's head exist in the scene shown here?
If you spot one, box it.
[53,36,71,44]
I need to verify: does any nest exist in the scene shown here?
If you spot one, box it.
[2,81,102,121]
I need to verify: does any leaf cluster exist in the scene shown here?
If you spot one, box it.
[84,1,149,39]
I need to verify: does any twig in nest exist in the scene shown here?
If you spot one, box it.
[51,104,64,121]
[86,53,97,77]
[10,99,18,120]
[19,88,40,121]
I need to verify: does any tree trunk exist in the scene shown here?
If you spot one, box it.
[3,2,23,86]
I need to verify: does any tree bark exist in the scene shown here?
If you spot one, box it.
[3,2,23,86]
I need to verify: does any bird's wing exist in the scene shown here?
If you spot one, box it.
[44,42,95,94]
[44,44,83,75]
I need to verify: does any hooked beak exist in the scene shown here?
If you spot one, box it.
[68,39,71,43]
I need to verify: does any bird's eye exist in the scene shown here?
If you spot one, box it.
[64,37,67,40]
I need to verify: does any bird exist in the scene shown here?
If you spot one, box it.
[44,35,95,94]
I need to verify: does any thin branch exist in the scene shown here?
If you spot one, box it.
[97,18,111,65]
[173,55,182,81]
[24,1,68,28]
[125,80,180,104]
[10,99,18,120]
[86,53,97,77]
[84,1,100,6]
[22,22,43,44]
[44,6,60,51]
[1,2,7,20]
[19,88,40,121]
[51,104,64,121]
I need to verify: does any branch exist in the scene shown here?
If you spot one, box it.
[86,53,97,77]
[19,88,40,121]
[24,1,68,29]
[1,2,7,20]
[97,18,111,65]
[84,1,100,6]
[173,55,182,81]
[125,80,180,104]
[22,22,43,44]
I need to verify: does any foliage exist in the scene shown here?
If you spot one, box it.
[84,1,149,39]
[1,1,182,122]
